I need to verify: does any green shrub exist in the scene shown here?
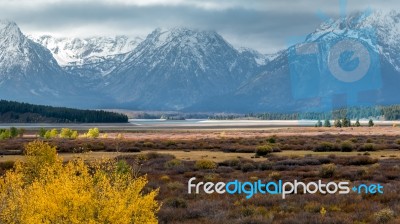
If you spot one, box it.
[319,163,336,178]
[314,142,338,152]
[259,162,273,171]
[9,127,18,138]
[166,181,185,190]
[164,197,187,208]
[166,140,177,147]
[347,156,378,166]
[220,159,241,168]
[341,141,354,152]
[0,130,11,140]
[349,138,358,143]
[267,136,276,144]
[143,142,155,148]
[255,144,273,156]
[18,128,25,138]
[38,128,46,138]
[195,160,217,170]
[241,163,256,172]
[359,143,377,152]
[164,159,182,169]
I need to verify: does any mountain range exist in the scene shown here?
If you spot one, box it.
[1,10,400,113]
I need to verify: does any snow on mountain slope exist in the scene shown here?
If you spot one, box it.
[221,10,400,112]
[30,35,143,79]
[105,27,261,110]
[31,35,143,66]
[0,20,69,97]
[237,47,278,66]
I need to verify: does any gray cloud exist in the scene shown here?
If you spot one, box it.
[0,0,397,53]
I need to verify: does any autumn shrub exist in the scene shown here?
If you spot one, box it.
[268,171,281,180]
[255,144,273,156]
[194,160,217,170]
[59,128,79,139]
[160,175,171,182]
[319,163,337,178]
[164,159,183,169]
[374,208,395,223]
[44,128,59,139]
[0,140,160,224]
[85,127,100,138]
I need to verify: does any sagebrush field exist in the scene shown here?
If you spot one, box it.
[0,127,399,223]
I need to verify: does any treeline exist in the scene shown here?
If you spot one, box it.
[0,100,128,123]
[209,105,400,121]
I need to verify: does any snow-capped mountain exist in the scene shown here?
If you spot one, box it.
[0,20,76,105]
[237,47,278,66]
[31,35,143,82]
[2,10,400,112]
[104,28,261,110]
[214,10,400,112]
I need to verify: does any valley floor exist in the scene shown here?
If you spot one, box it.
[1,126,400,223]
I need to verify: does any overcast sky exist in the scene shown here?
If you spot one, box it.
[0,0,397,53]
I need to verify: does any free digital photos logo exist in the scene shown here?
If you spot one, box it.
[188,178,384,200]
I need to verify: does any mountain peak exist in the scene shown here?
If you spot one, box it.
[31,35,143,68]
[0,20,18,28]
[142,27,226,52]
[0,20,24,41]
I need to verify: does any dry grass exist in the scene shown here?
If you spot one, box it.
[2,150,399,163]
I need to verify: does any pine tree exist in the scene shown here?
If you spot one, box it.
[342,118,350,127]
[368,119,374,127]
[324,119,331,127]
[334,119,342,128]
[355,118,361,127]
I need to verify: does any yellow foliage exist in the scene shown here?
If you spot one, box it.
[0,140,159,224]
[60,128,79,139]
[320,207,327,217]
[194,160,217,170]
[87,128,100,138]
[71,130,79,139]
[44,128,59,139]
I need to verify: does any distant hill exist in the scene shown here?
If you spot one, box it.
[0,100,128,123]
